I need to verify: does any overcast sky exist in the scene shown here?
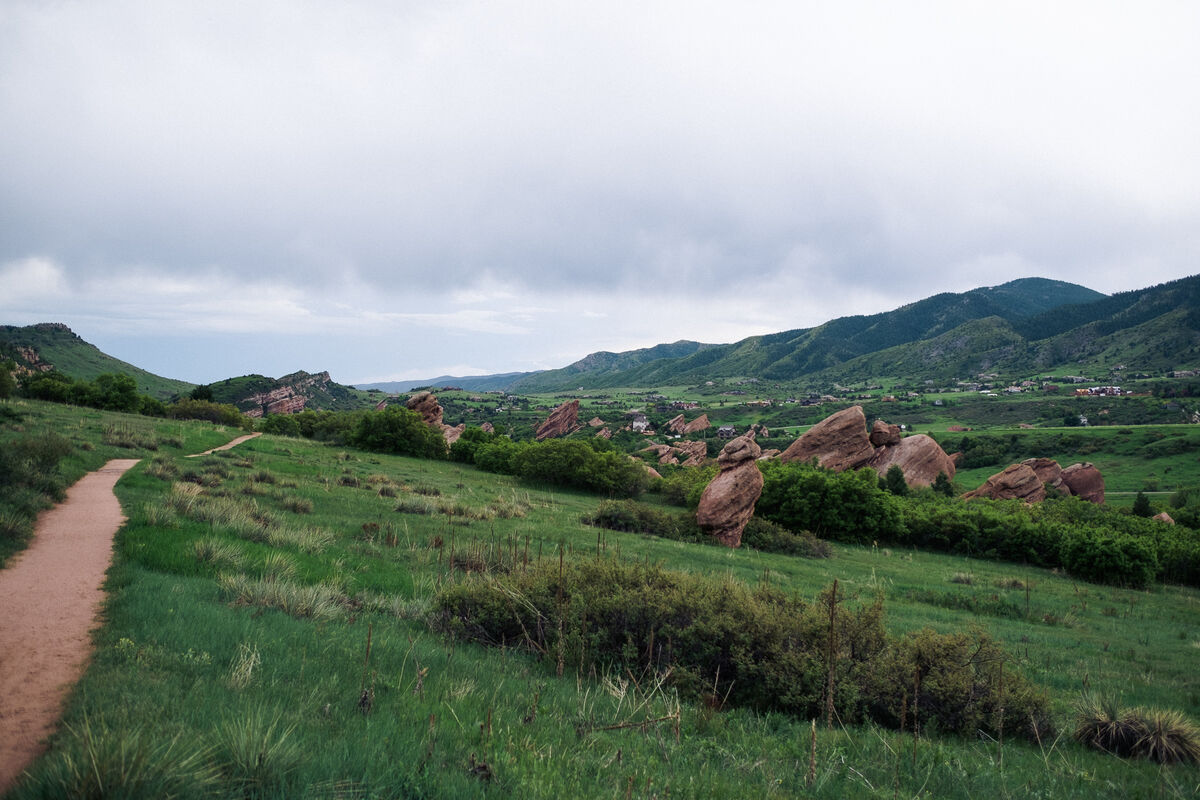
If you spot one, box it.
[2,2,1198,385]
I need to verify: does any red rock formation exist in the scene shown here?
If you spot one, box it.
[588,416,605,428]
[683,414,711,434]
[869,434,956,487]
[696,434,764,548]
[535,399,581,441]
[481,422,495,434]
[443,424,465,445]
[869,420,902,447]
[1153,511,1175,524]
[666,414,687,434]
[963,463,1045,503]
[406,391,444,427]
[779,406,875,470]
[675,440,709,467]
[1061,463,1105,504]
[595,427,613,440]
[1020,458,1065,492]
[758,448,781,460]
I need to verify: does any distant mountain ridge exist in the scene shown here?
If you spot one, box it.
[508,277,1114,390]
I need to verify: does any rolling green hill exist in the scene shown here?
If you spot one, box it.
[508,276,1200,390]
[205,370,380,415]
[0,322,194,400]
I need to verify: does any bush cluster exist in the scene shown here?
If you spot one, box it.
[18,370,251,428]
[582,500,831,557]
[433,559,1051,740]
[470,435,649,498]
[755,461,1199,588]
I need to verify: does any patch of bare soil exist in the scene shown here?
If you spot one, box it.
[0,459,140,793]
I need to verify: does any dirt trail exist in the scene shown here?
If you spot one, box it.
[0,429,260,792]
[185,430,261,457]
[0,458,140,792]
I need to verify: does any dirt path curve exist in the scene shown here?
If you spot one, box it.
[0,459,140,793]
[185,430,261,458]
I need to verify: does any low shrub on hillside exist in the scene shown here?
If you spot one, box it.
[753,460,1200,588]
[474,438,649,498]
[0,431,73,552]
[1075,698,1200,764]
[433,560,1051,740]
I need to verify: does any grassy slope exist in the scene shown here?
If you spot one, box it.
[4,402,1198,798]
[0,324,194,399]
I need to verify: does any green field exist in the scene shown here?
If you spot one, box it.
[3,400,1200,798]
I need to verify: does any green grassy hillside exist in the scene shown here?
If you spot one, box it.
[0,323,194,399]
[4,401,1198,798]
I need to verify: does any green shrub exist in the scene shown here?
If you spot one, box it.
[1059,528,1158,588]
[348,406,447,459]
[757,460,904,544]
[433,559,1048,740]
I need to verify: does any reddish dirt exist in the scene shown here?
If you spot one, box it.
[0,458,140,792]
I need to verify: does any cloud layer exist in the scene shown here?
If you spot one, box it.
[2,2,1197,383]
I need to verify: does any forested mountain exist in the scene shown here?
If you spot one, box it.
[508,277,1118,390]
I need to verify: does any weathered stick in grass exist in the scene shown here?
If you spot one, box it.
[826,578,838,730]
[997,658,1005,769]
[808,719,817,788]
[912,667,921,768]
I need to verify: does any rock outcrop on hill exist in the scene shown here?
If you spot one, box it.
[406,391,466,444]
[778,406,955,487]
[869,420,902,447]
[1061,463,1105,504]
[963,463,1046,502]
[481,422,495,434]
[242,371,337,418]
[697,434,763,548]
[535,399,581,441]
[406,391,444,427]
[667,413,711,434]
[1154,511,1175,524]
[595,427,613,439]
[1020,458,1066,492]
[780,406,876,470]
[964,459,1105,504]
[869,434,957,487]
[588,416,605,428]
[639,440,710,467]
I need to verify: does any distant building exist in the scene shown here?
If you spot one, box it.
[717,425,737,439]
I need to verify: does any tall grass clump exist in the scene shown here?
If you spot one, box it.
[14,717,220,800]
[218,573,346,620]
[1075,697,1200,764]
[214,708,303,796]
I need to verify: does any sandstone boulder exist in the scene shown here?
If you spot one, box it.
[675,440,709,467]
[535,399,582,441]
[1020,458,1065,492]
[683,414,711,434]
[666,414,687,434]
[869,420,902,447]
[595,427,612,440]
[1153,511,1175,524]
[480,422,494,434]
[588,416,605,428]
[869,434,956,487]
[780,406,874,470]
[697,434,764,548]
[406,391,444,427]
[963,463,1045,503]
[1061,463,1105,504]
[443,423,465,445]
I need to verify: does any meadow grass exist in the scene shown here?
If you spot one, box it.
[5,404,1200,798]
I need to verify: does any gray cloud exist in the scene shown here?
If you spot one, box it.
[1,2,1198,382]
